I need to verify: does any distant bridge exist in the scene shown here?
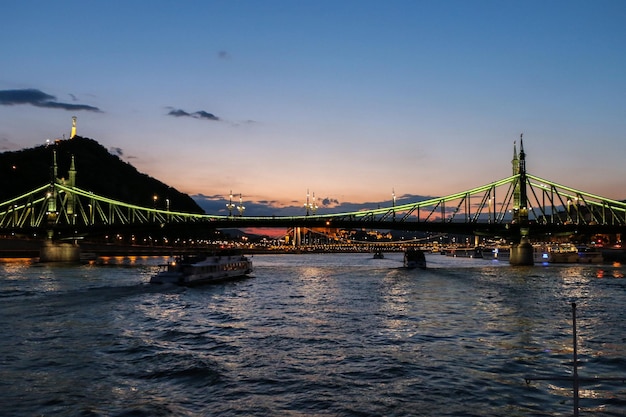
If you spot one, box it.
[1,141,626,241]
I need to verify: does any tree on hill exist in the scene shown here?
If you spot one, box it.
[0,136,203,214]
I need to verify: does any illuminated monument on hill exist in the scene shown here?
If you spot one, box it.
[70,116,77,139]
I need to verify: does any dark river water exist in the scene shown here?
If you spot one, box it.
[1,252,626,416]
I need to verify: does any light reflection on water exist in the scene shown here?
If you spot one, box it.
[1,252,626,416]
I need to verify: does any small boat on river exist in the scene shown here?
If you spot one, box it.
[150,252,253,285]
[372,250,385,259]
[403,248,427,269]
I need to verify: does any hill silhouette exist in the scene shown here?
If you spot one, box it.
[0,136,203,213]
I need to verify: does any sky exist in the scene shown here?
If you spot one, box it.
[1,0,626,217]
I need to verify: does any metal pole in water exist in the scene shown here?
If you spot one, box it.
[572,302,579,417]
[525,302,626,416]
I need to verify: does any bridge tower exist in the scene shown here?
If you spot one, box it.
[40,149,80,262]
[46,150,59,236]
[509,135,534,265]
[66,155,76,217]
[512,141,520,219]
[70,116,77,138]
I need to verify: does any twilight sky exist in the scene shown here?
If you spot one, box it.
[1,0,625,216]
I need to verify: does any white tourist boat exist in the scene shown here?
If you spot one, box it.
[150,252,253,285]
[403,248,427,269]
[542,243,603,264]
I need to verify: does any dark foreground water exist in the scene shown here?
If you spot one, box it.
[1,253,626,416]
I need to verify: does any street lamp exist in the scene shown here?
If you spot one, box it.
[304,189,309,215]
[226,190,235,217]
[237,194,245,217]
[153,195,158,222]
[304,189,318,216]
[566,198,578,224]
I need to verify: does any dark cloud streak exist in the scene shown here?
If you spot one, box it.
[168,109,191,117]
[109,147,124,157]
[194,110,219,120]
[39,101,101,111]
[191,193,435,217]
[0,88,101,112]
[167,108,220,121]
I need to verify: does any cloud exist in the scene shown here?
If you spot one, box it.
[109,147,124,157]
[0,137,21,151]
[194,110,219,121]
[229,119,259,127]
[108,147,138,160]
[167,107,220,121]
[0,88,101,112]
[191,193,437,218]
[167,109,191,117]
[321,197,340,207]
[192,194,299,217]
[0,89,54,104]
[217,49,231,60]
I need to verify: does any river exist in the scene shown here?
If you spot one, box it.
[1,252,626,416]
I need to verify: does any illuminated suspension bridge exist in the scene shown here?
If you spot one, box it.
[1,139,625,261]
[3,172,625,232]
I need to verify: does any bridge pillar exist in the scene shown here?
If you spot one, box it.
[39,240,81,262]
[510,229,534,266]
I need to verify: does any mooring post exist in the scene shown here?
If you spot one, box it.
[572,302,580,414]
[525,302,626,417]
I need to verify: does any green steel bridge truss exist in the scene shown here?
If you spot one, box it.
[1,174,625,237]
